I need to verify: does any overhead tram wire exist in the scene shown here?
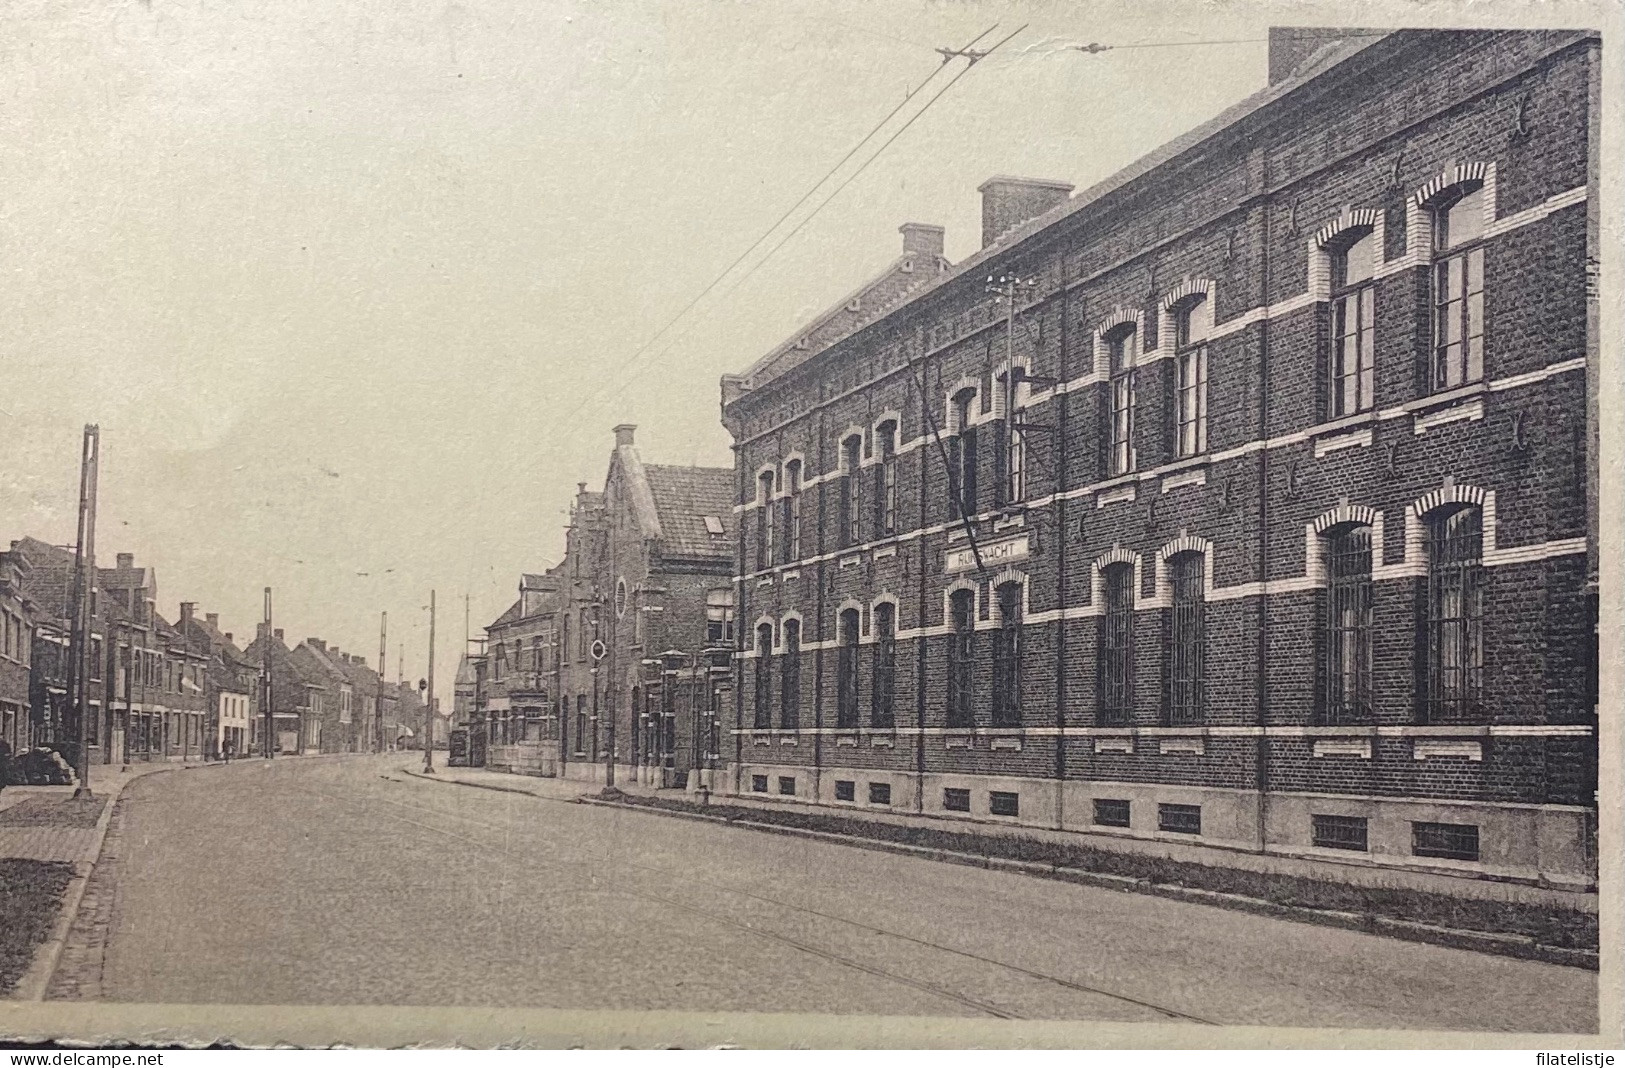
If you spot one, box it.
[555,22,1001,428]
[633,23,1029,377]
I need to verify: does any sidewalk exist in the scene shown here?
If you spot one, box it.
[411,760,1596,912]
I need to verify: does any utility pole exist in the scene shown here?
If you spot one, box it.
[261,587,274,758]
[423,590,436,773]
[375,612,387,753]
[67,425,100,798]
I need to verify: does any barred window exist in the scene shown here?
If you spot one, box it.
[836,608,860,730]
[1322,526,1373,725]
[943,787,971,811]
[835,779,855,801]
[1432,185,1486,391]
[994,372,1027,506]
[989,791,1019,817]
[947,588,976,728]
[869,782,892,805]
[752,623,773,729]
[991,581,1022,727]
[1158,803,1202,834]
[871,602,896,728]
[780,618,801,730]
[1093,798,1131,828]
[783,459,803,562]
[1166,552,1205,726]
[840,435,863,548]
[1099,563,1134,726]
[1107,326,1138,476]
[1330,230,1376,417]
[1412,821,1479,862]
[1425,507,1483,724]
[756,470,775,570]
[1312,814,1369,852]
[948,389,978,520]
[874,421,898,537]
[1174,299,1210,458]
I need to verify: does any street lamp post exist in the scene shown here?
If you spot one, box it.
[423,589,436,773]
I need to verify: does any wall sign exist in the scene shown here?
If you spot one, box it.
[945,533,1029,574]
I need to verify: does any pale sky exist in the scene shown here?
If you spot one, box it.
[4,0,1323,703]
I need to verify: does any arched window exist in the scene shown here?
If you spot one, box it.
[947,589,976,728]
[874,421,899,537]
[1099,563,1134,725]
[871,602,896,729]
[755,469,775,570]
[1330,229,1377,417]
[1431,184,1486,391]
[992,372,1028,508]
[1424,506,1483,723]
[948,388,978,520]
[1106,325,1138,476]
[1165,552,1205,726]
[783,459,803,562]
[991,582,1022,727]
[839,435,863,548]
[836,609,860,729]
[1321,525,1373,724]
[752,623,773,729]
[1174,299,1210,457]
[780,618,801,729]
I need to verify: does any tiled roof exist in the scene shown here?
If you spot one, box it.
[488,599,524,629]
[643,464,735,561]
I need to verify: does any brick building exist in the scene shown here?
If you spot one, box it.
[482,571,562,775]
[720,29,1599,887]
[0,547,35,755]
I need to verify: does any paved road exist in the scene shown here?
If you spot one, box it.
[60,754,1596,1031]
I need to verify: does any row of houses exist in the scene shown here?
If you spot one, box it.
[0,536,426,771]
[464,28,1601,890]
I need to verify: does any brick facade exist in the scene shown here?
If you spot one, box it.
[719,30,1600,887]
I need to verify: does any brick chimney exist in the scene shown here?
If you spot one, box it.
[613,424,637,448]
[899,222,944,259]
[224,633,233,644]
[307,638,325,652]
[1267,27,1380,85]
[273,628,284,641]
[206,612,219,629]
[116,553,134,569]
[179,602,195,630]
[977,176,1074,247]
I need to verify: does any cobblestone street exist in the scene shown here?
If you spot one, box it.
[37,754,1598,1033]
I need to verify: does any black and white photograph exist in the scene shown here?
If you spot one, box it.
[0,0,1617,1052]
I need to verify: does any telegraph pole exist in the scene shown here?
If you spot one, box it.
[423,590,436,773]
[261,587,274,758]
[67,425,100,798]
[374,612,387,753]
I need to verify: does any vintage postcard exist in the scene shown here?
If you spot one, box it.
[1,0,1619,1052]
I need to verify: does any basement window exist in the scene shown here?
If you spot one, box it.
[1158,803,1202,835]
[943,788,971,812]
[989,791,1020,817]
[834,780,855,802]
[778,776,796,796]
[1093,798,1131,828]
[1312,814,1369,852]
[868,782,892,805]
[750,774,768,793]
[1412,821,1479,862]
